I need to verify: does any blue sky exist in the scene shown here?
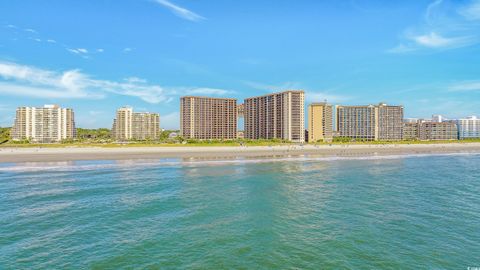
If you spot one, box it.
[1,0,480,129]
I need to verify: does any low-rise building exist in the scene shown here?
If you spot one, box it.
[418,121,458,140]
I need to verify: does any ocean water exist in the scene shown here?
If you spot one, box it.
[1,153,480,269]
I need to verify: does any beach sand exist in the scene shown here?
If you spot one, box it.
[1,143,480,163]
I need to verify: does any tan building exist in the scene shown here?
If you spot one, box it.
[418,121,458,141]
[308,102,333,142]
[112,107,160,141]
[403,122,420,140]
[378,103,404,141]
[244,90,305,143]
[335,103,403,141]
[180,96,237,140]
[12,104,76,143]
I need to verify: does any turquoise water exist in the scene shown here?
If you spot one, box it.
[1,154,480,269]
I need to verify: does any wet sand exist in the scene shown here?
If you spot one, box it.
[1,143,480,163]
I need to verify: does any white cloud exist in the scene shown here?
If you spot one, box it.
[389,0,480,53]
[24,28,37,33]
[448,81,480,92]
[459,0,480,20]
[152,0,205,21]
[67,48,89,55]
[96,48,104,53]
[412,32,473,48]
[123,47,132,53]
[0,61,232,104]
[46,39,56,43]
[34,38,42,42]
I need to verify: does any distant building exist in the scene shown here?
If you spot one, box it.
[457,116,480,139]
[244,90,305,143]
[419,121,458,141]
[432,115,445,123]
[237,104,245,118]
[112,107,160,141]
[308,102,333,142]
[335,103,403,141]
[403,121,420,140]
[180,96,237,140]
[12,104,76,143]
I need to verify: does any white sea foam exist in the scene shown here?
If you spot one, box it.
[1,152,479,173]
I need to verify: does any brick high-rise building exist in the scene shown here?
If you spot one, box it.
[335,103,403,141]
[244,90,305,143]
[180,96,237,140]
[12,104,76,143]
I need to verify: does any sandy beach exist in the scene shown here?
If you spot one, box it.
[1,143,480,163]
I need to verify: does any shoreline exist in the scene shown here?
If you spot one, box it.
[1,143,480,163]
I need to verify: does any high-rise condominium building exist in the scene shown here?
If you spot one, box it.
[457,116,480,139]
[335,103,403,141]
[308,102,333,142]
[180,96,237,140]
[244,90,305,143]
[12,104,76,143]
[112,107,160,140]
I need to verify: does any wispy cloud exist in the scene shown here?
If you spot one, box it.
[46,39,56,43]
[123,47,132,53]
[244,80,350,103]
[152,0,205,21]
[448,80,480,92]
[24,28,37,33]
[184,87,235,96]
[0,61,231,103]
[388,0,480,53]
[459,0,480,20]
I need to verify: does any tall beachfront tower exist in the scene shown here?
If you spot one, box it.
[112,107,160,141]
[308,102,333,143]
[244,90,305,143]
[335,103,403,141]
[180,96,237,140]
[12,104,76,143]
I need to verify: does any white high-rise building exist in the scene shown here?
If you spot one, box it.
[112,107,160,141]
[457,116,480,139]
[12,104,76,143]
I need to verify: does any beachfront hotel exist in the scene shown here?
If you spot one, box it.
[308,102,333,142]
[456,116,480,139]
[419,121,458,140]
[335,103,403,141]
[403,118,458,141]
[12,104,76,143]
[112,107,160,141]
[180,96,237,140]
[244,90,305,143]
